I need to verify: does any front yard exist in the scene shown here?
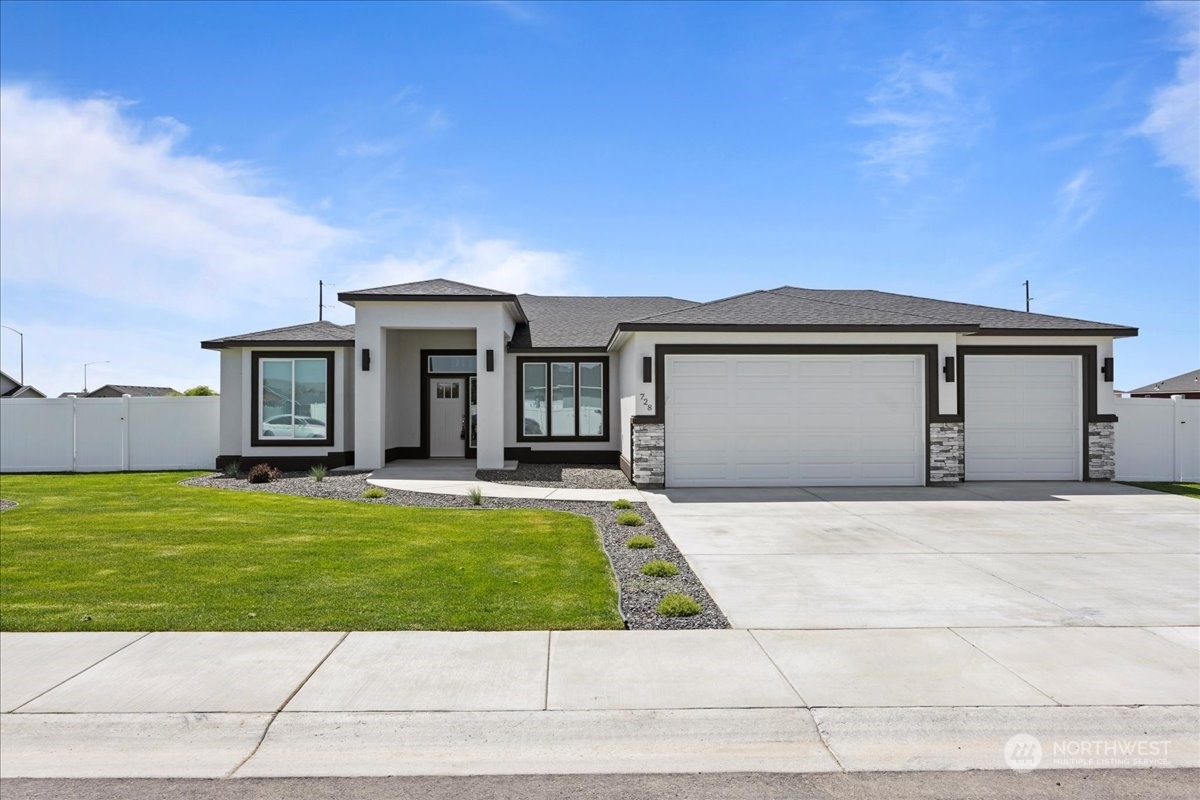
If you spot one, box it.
[0,473,623,632]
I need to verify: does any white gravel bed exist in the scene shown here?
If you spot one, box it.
[476,463,632,489]
[0,499,16,512]
[182,472,728,630]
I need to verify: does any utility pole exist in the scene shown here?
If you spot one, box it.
[1022,280,1033,312]
[0,325,23,386]
[319,280,335,321]
[83,360,109,394]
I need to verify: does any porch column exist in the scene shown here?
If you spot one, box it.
[353,311,386,469]
[474,313,506,469]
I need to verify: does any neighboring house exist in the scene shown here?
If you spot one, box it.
[201,279,1137,488]
[84,384,179,398]
[0,369,46,398]
[1128,369,1200,399]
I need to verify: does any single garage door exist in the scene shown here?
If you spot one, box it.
[665,354,925,487]
[964,355,1082,480]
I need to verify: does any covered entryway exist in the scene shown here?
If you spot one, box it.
[964,355,1082,481]
[664,354,925,487]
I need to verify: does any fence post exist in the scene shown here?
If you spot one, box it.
[1171,395,1183,482]
[122,394,132,471]
[69,394,78,473]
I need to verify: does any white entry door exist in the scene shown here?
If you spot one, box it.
[665,354,925,487]
[429,379,464,458]
[964,355,1082,480]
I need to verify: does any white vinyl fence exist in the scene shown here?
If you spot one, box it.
[1114,396,1200,482]
[0,396,219,472]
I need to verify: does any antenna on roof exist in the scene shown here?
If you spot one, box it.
[1022,280,1033,313]
[319,280,336,321]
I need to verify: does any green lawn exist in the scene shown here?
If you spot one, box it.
[0,473,623,632]
[1126,482,1200,500]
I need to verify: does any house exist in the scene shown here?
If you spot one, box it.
[0,369,46,398]
[201,279,1137,488]
[83,384,179,398]
[1128,369,1200,399]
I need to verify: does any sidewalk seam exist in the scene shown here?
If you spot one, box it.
[8,631,152,713]
[224,630,350,778]
[543,631,552,711]
[947,627,1062,706]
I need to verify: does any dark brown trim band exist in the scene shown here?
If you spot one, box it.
[503,447,619,465]
[515,356,611,443]
[972,327,1138,338]
[202,339,354,351]
[956,345,1113,482]
[216,451,354,471]
[607,323,975,350]
[249,350,336,448]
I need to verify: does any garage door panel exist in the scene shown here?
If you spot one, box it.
[666,354,924,487]
[672,360,730,379]
[965,355,1081,481]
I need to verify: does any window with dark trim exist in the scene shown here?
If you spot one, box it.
[517,356,608,441]
[250,351,336,447]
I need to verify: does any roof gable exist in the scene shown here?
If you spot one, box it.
[201,320,355,350]
[338,278,513,301]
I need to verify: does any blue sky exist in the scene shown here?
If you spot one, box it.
[1,0,1196,395]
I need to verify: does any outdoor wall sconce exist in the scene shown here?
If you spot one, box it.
[943,356,956,382]
[643,356,653,383]
[486,349,495,372]
[1102,357,1114,383]
[361,348,370,371]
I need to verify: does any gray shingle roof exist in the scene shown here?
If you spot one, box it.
[89,385,178,397]
[511,295,698,349]
[338,278,512,300]
[201,321,355,349]
[619,286,1136,336]
[1130,368,1200,395]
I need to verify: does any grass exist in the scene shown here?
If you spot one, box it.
[1125,482,1200,499]
[615,511,645,526]
[309,464,327,482]
[626,534,656,549]
[467,486,484,506]
[657,593,702,617]
[0,473,623,632]
[362,486,386,499]
[611,498,634,510]
[640,559,679,577]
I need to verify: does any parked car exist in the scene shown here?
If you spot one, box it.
[262,414,326,438]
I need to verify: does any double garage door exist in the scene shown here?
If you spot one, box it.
[664,353,1082,487]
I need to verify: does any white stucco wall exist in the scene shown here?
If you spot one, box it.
[218,349,243,456]
[384,328,475,450]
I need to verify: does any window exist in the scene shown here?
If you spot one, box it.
[253,352,334,445]
[428,355,476,373]
[518,357,606,440]
[435,381,460,399]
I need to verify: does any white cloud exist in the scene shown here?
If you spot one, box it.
[852,51,986,184]
[1056,168,1101,232]
[1139,1,1200,193]
[0,84,578,395]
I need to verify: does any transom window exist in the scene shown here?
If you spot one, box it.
[428,355,476,373]
[252,352,334,446]
[519,358,606,440]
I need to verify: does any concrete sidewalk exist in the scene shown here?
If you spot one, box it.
[2,629,1197,778]
[365,461,646,502]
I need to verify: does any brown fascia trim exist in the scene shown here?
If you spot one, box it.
[971,327,1139,338]
[336,292,530,324]
[202,339,354,350]
[605,322,978,350]
[506,346,609,354]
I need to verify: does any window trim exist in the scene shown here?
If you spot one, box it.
[250,350,336,447]
[516,356,609,442]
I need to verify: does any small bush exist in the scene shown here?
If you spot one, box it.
[657,593,702,617]
[640,559,679,577]
[626,534,656,549]
[611,498,634,510]
[467,486,484,506]
[246,463,281,484]
[616,511,645,526]
[221,460,241,478]
[363,487,386,499]
[309,464,328,482]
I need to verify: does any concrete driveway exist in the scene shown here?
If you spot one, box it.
[644,482,1200,630]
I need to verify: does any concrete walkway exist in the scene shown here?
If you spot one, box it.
[365,460,647,502]
[2,629,1197,778]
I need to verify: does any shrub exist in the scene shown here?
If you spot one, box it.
[246,463,281,484]
[309,464,328,482]
[640,559,679,577]
[616,511,645,526]
[363,486,386,499]
[221,460,241,478]
[657,593,702,617]
[611,498,634,510]
[467,486,484,506]
[626,534,656,549]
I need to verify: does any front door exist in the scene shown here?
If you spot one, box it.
[429,378,465,457]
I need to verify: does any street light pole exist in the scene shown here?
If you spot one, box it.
[83,360,109,394]
[0,325,23,386]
